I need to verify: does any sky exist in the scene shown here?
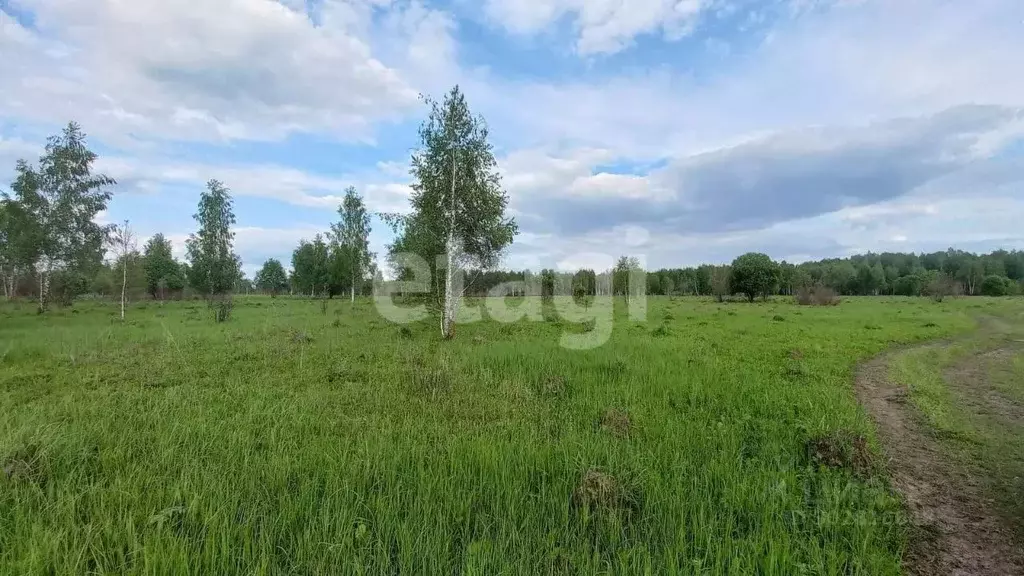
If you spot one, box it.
[1,0,1023,277]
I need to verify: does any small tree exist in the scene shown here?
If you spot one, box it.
[291,235,331,297]
[924,272,959,302]
[730,252,780,302]
[612,256,643,305]
[143,233,182,300]
[108,220,137,320]
[385,86,517,339]
[6,123,115,311]
[0,200,30,299]
[330,187,373,305]
[0,202,10,299]
[185,180,240,317]
[254,258,289,296]
[710,265,731,302]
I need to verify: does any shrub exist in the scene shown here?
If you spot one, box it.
[710,265,731,303]
[980,275,1017,297]
[794,285,841,306]
[924,273,960,302]
[49,271,89,308]
[212,296,233,322]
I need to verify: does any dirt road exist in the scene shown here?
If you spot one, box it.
[855,316,1024,575]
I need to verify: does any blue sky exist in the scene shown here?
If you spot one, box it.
[1,0,1023,277]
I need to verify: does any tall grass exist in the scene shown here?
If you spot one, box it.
[0,295,1007,574]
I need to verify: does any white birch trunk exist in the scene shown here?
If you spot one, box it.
[441,149,459,339]
[443,231,456,338]
[38,261,49,312]
[121,259,127,320]
[350,283,355,305]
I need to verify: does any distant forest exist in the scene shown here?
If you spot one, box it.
[5,246,1022,303]
[457,249,1024,298]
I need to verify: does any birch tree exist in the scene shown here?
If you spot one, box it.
[329,187,373,304]
[143,233,183,300]
[0,200,22,299]
[291,235,331,297]
[109,220,137,320]
[386,86,517,339]
[185,180,240,302]
[5,123,115,311]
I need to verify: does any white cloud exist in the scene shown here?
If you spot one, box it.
[503,189,1024,272]
[97,157,413,214]
[0,0,452,144]
[467,0,1024,162]
[4,0,1024,273]
[484,0,712,55]
[0,135,38,172]
[500,147,613,199]
[497,105,1024,238]
[567,173,656,199]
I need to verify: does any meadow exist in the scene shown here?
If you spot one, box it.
[0,295,1019,575]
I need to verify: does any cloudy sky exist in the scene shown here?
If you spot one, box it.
[2,0,1023,276]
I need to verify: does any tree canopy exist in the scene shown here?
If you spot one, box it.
[185,180,240,298]
[329,187,374,303]
[2,123,114,309]
[387,85,517,338]
[730,253,781,302]
[255,258,289,296]
[143,233,184,299]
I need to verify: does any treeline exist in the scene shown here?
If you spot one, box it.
[0,122,248,310]
[0,123,374,313]
[431,251,1024,299]
[645,250,1024,297]
[4,124,1021,313]
[277,188,374,302]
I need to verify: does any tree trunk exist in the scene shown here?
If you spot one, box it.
[442,232,456,339]
[350,283,355,305]
[441,149,461,340]
[38,263,49,313]
[121,260,127,320]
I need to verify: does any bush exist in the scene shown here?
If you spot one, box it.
[924,273,960,302]
[212,295,233,322]
[893,275,924,296]
[48,271,89,308]
[979,275,1017,297]
[794,285,841,306]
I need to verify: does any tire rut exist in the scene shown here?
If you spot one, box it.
[855,334,1024,576]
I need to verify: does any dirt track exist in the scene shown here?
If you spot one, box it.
[855,318,1024,576]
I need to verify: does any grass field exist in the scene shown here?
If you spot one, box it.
[0,295,1019,574]
[888,311,1024,533]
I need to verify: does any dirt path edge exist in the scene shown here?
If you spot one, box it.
[854,344,1024,576]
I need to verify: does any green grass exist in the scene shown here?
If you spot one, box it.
[889,344,981,441]
[0,295,995,574]
[887,303,1024,527]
